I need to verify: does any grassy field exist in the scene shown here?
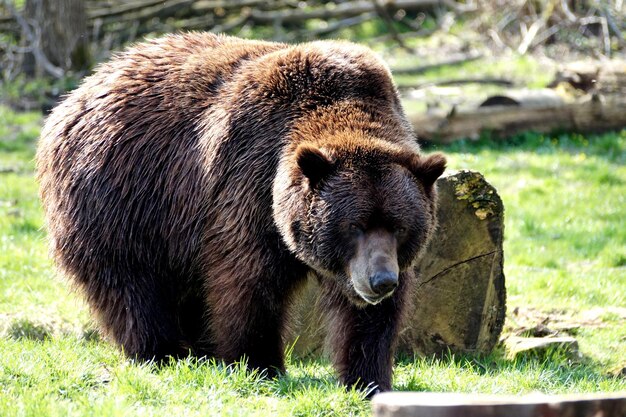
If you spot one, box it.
[1,105,625,416]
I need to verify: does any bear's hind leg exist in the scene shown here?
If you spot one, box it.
[84,268,190,362]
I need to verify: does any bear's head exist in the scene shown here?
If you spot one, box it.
[274,136,446,307]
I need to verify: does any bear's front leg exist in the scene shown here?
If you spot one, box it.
[326,272,412,397]
[205,251,307,378]
[209,286,287,378]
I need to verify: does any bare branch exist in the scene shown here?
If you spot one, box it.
[309,12,375,37]
[600,5,626,48]
[517,18,544,55]
[391,51,483,75]
[371,0,414,52]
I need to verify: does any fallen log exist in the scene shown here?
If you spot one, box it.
[286,170,506,358]
[407,60,626,143]
[372,392,626,417]
[550,60,626,95]
[409,93,626,144]
[503,336,580,360]
[397,77,515,91]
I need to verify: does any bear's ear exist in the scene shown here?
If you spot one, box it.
[296,144,334,188]
[409,153,447,189]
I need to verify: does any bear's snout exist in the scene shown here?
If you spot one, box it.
[369,270,398,295]
[348,229,399,305]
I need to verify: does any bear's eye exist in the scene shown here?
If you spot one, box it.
[395,226,408,236]
[348,222,363,234]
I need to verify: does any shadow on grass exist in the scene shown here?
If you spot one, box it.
[7,318,53,341]
[2,316,101,343]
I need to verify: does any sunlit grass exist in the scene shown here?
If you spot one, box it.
[1,104,625,416]
[436,129,626,372]
[439,130,626,307]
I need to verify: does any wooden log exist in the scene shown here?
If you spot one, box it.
[503,336,580,360]
[408,60,626,144]
[408,93,626,144]
[551,60,626,95]
[397,78,515,91]
[479,89,564,107]
[372,392,626,417]
[286,170,506,358]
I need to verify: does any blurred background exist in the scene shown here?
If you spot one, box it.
[1,0,625,134]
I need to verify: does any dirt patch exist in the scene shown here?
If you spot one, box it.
[504,306,626,338]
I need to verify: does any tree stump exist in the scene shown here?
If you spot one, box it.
[285,170,506,358]
[371,392,626,417]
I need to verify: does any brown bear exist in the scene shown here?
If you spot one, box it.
[36,32,446,395]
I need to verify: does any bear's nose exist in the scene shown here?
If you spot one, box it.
[369,271,398,295]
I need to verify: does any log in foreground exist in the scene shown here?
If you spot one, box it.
[286,170,506,358]
[372,392,626,417]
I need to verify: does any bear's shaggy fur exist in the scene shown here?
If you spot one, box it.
[36,33,446,394]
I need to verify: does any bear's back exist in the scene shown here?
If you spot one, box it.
[36,33,290,273]
[36,33,409,280]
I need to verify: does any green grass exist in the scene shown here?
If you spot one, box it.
[440,131,626,299]
[436,130,626,375]
[1,104,625,416]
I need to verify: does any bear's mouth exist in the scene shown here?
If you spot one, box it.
[357,292,386,305]
[350,279,392,306]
